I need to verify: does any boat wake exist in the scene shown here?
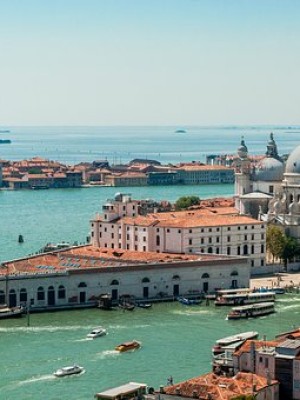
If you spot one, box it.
[0,325,92,333]
[17,374,55,386]
[172,309,212,316]
[94,350,120,359]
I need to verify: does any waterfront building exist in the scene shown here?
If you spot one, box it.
[0,245,249,310]
[91,194,266,273]
[176,164,234,184]
[232,333,300,400]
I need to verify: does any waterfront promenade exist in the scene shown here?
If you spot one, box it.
[251,270,300,291]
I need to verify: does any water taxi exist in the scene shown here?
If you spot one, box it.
[227,302,275,320]
[215,291,275,306]
[115,340,141,352]
[87,326,107,339]
[212,331,259,356]
[53,365,84,377]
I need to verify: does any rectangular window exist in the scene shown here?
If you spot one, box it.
[143,237,146,242]
[189,229,192,234]
[227,236,231,242]
[201,228,204,233]
[216,237,220,243]
[227,247,231,255]
[189,239,192,245]
[227,227,231,231]
[201,238,204,244]
[135,245,138,251]
[126,234,130,240]
[261,244,264,253]
[111,233,114,239]
[178,229,181,233]
[261,259,264,266]
[143,246,146,251]
[216,227,220,232]
[252,234,254,240]
[261,234,265,240]
[209,228,212,232]
[167,229,170,233]
[104,227,107,232]
[126,244,129,250]
[209,237,212,244]
[244,235,247,240]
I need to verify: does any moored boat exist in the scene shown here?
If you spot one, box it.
[115,340,141,352]
[53,365,84,377]
[119,302,135,311]
[135,302,152,309]
[227,302,275,320]
[0,305,24,319]
[212,331,259,356]
[177,297,202,306]
[87,326,107,339]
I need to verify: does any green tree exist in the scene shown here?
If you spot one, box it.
[28,167,42,174]
[175,196,200,210]
[266,225,286,263]
[281,235,300,271]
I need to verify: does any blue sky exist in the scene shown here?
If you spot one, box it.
[0,0,299,125]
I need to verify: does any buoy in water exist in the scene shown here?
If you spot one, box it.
[18,235,24,243]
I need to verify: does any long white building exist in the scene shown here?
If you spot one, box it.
[1,246,249,309]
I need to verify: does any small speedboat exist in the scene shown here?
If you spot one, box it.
[87,326,107,339]
[119,302,135,311]
[53,365,84,377]
[0,305,24,319]
[136,302,152,309]
[115,340,141,352]
[177,297,202,306]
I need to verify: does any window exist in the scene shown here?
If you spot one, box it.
[172,275,180,280]
[189,239,192,245]
[111,233,114,239]
[261,259,264,266]
[135,245,138,251]
[201,238,204,244]
[209,237,212,244]
[104,227,107,232]
[269,185,274,194]
[237,246,241,255]
[216,237,220,243]
[231,271,239,276]
[156,228,159,232]
[78,282,87,288]
[167,229,170,233]
[227,247,231,255]
[252,234,254,240]
[227,227,231,231]
[99,232,102,238]
[110,279,119,285]
[227,236,231,242]
[189,229,192,234]
[244,235,247,240]
[265,358,269,368]
[245,226,247,230]
[0,290,5,304]
[126,244,129,250]
[238,226,241,230]
[156,235,160,246]
[142,277,150,283]
[209,228,212,232]
[178,229,181,233]
[201,228,204,233]
[111,243,114,249]
[37,287,45,301]
[261,244,264,253]
[251,260,254,267]
[261,234,265,240]
[202,273,210,279]
[58,285,66,299]
[208,247,213,253]
[143,237,146,242]
[216,228,220,232]
[216,247,220,254]
[135,235,138,241]
[127,234,130,240]
[251,245,254,254]
[243,245,248,255]
[143,246,146,251]
[252,225,255,230]
[20,288,27,303]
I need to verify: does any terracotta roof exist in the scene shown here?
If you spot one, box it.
[163,372,277,400]
[121,210,262,229]
[234,340,281,356]
[2,245,240,276]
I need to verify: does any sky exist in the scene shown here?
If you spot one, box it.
[0,0,299,126]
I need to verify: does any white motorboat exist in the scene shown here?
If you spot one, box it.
[87,326,107,339]
[53,365,84,377]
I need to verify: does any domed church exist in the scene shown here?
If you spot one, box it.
[235,133,300,239]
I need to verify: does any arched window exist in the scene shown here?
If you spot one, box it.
[142,277,150,283]
[202,273,210,279]
[37,286,45,301]
[58,285,66,299]
[0,290,5,304]
[78,282,87,288]
[230,271,239,276]
[208,247,213,253]
[172,275,180,280]
[20,288,27,303]
[110,279,119,286]
[243,245,248,255]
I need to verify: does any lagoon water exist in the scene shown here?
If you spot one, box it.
[1,126,300,399]
[1,297,300,400]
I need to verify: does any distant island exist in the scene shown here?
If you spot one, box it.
[0,130,10,133]
[0,139,11,144]
[174,129,186,134]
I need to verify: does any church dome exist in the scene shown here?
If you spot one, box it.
[285,145,300,173]
[254,157,284,181]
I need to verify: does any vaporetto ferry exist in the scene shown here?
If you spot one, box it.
[215,291,275,306]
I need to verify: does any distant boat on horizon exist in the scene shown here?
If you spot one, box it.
[174,129,187,134]
[0,130,10,133]
[0,139,11,144]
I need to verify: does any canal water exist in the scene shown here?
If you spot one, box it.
[0,296,299,399]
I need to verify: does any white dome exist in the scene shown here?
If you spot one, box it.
[254,157,284,181]
[285,145,300,173]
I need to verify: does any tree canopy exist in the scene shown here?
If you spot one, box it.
[266,225,286,263]
[175,196,200,210]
